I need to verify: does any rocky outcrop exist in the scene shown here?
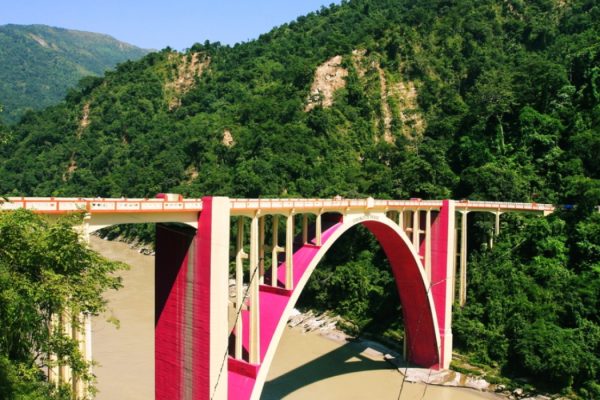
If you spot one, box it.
[165,52,210,110]
[305,55,348,111]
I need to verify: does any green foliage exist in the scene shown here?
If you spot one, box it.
[453,213,600,393]
[0,24,149,124]
[0,0,598,396]
[0,209,126,398]
[301,226,400,335]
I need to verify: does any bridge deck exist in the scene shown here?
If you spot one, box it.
[1,197,555,216]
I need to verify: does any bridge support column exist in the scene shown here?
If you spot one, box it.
[249,214,261,365]
[234,219,247,360]
[271,215,283,287]
[302,214,308,244]
[412,210,420,249]
[155,196,230,400]
[285,213,294,290]
[430,200,456,369]
[259,216,265,284]
[398,209,404,230]
[315,212,322,246]
[490,211,502,249]
[459,211,469,306]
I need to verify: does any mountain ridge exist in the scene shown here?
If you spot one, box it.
[0,24,151,123]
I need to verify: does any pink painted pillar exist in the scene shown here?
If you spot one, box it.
[155,197,230,400]
[429,200,455,369]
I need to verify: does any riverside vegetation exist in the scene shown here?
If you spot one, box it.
[0,0,599,398]
[0,210,126,398]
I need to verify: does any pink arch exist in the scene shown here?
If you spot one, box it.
[228,214,441,400]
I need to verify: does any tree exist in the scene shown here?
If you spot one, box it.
[0,209,125,398]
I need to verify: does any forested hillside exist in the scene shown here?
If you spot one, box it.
[0,0,599,397]
[0,24,149,123]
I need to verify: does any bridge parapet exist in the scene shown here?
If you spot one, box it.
[455,200,554,214]
[2,196,554,216]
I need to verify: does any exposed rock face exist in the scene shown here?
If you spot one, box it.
[165,52,210,110]
[77,102,91,138]
[64,102,91,181]
[305,55,348,111]
[317,49,425,144]
[376,64,395,144]
[392,79,426,140]
[184,165,199,183]
[222,129,235,147]
[28,33,50,48]
[351,49,368,78]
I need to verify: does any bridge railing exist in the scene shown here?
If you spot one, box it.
[2,197,204,213]
[1,197,556,215]
[229,198,444,213]
[454,200,555,213]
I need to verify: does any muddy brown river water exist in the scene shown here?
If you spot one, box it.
[90,236,501,400]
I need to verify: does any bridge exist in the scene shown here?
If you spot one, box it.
[1,196,554,400]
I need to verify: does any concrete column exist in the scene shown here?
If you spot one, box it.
[495,211,501,236]
[315,212,322,246]
[234,218,247,360]
[61,313,72,385]
[83,314,92,397]
[459,211,468,307]
[285,213,294,290]
[271,215,283,287]
[259,216,265,284]
[48,314,59,384]
[302,214,308,244]
[249,215,260,365]
[412,210,420,250]
[490,211,502,249]
[398,209,404,230]
[72,316,84,398]
[453,225,458,305]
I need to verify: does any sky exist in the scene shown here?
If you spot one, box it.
[0,0,342,51]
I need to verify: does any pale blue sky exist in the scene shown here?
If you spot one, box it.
[0,1,342,50]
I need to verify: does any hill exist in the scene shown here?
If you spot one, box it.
[0,0,599,397]
[0,24,150,123]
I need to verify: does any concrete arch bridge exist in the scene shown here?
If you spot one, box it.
[1,196,554,400]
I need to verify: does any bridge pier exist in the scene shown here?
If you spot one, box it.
[155,197,230,400]
[429,200,456,369]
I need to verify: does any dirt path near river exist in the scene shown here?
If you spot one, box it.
[90,236,501,400]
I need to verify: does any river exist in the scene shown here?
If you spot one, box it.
[90,236,501,400]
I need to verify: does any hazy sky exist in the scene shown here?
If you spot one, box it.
[0,0,342,50]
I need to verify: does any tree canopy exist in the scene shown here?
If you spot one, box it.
[0,209,125,399]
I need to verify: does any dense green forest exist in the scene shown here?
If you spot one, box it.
[0,0,599,397]
[0,24,149,124]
